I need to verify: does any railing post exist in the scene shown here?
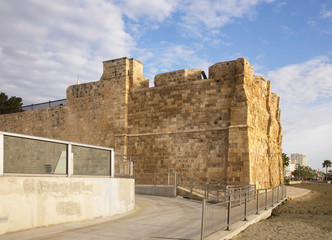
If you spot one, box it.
[174,173,177,197]
[271,187,274,207]
[285,184,287,198]
[0,133,3,176]
[67,144,73,177]
[256,190,259,214]
[111,149,115,178]
[265,189,268,210]
[200,199,206,240]
[244,192,247,221]
[128,156,132,178]
[226,195,231,230]
[168,172,170,185]
[154,173,156,186]
[281,184,284,200]
[277,185,280,203]
[239,188,242,206]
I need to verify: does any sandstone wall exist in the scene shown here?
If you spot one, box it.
[127,78,231,183]
[0,57,283,187]
[243,69,283,188]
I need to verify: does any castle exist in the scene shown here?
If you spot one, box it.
[0,57,283,188]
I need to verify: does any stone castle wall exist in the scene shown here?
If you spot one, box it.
[0,57,283,188]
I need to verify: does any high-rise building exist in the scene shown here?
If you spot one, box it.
[284,163,296,178]
[291,153,307,167]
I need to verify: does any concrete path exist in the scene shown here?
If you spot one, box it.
[0,186,310,240]
[0,195,202,240]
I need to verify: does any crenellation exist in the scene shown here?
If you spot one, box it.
[154,69,202,87]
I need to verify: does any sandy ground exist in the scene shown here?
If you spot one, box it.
[233,182,332,240]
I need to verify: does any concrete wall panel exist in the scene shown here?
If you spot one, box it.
[0,176,135,235]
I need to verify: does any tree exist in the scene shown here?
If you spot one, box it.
[282,153,290,167]
[0,92,23,114]
[322,160,332,181]
[292,165,317,180]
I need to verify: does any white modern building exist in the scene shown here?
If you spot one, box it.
[284,163,296,178]
[290,153,307,167]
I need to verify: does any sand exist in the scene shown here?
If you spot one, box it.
[233,182,332,240]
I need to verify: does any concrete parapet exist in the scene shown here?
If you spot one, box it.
[0,176,135,235]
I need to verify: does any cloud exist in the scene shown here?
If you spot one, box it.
[267,56,332,169]
[267,56,332,104]
[320,4,332,21]
[179,0,274,31]
[119,0,178,21]
[0,0,134,104]
[137,43,212,86]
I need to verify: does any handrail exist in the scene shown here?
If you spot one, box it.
[200,184,287,239]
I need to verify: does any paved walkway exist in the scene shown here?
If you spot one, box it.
[0,195,202,240]
[0,186,310,240]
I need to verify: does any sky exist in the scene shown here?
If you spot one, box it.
[0,0,331,171]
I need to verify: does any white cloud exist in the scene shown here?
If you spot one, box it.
[119,0,178,21]
[138,43,211,85]
[268,56,332,104]
[179,0,274,31]
[321,5,332,21]
[0,0,134,104]
[267,57,332,169]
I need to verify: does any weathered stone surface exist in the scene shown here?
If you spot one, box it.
[0,57,283,188]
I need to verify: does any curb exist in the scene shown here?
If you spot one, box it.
[206,188,312,240]
[205,200,285,240]
[287,189,311,200]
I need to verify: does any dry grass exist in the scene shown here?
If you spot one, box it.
[233,182,332,240]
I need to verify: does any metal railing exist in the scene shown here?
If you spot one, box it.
[21,99,67,111]
[0,131,133,178]
[200,184,287,239]
[177,176,227,200]
[114,152,133,178]
[134,173,257,204]
[135,172,177,186]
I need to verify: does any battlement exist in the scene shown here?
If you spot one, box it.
[209,58,254,80]
[154,69,202,87]
[68,57,264,95]
[100,57,149,90]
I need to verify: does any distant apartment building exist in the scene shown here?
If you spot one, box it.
[291,153,307,168]
[284,163,296,178]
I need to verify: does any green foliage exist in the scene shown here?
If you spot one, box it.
[282,153,290,167]
[0,92,23,114]
[322,160,331,181]
[322,160,331,169]
[292,165,317,180]
[284,177,290,185]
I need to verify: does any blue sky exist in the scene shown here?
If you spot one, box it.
[0,0,331,170]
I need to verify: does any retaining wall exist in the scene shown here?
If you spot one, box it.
[0,176,135,235]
